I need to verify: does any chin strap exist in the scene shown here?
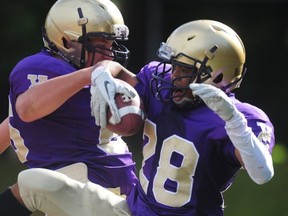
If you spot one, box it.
[221,68,247,92]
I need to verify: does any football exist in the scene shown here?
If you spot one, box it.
[107,79,145,136]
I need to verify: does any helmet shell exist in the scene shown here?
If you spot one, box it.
[44,0,128,68]
[162,19,246,91]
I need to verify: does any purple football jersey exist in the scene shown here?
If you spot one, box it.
[127,61,275,215]
[8,50,137,195]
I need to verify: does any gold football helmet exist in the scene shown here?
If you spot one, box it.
[43,0,129,68]
[153,19,246,102]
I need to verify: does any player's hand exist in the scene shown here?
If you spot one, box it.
[90,66,136,128]
[189,83,236,122]
[90,85,108,128]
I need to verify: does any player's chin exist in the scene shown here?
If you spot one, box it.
[172,96,193,107]
[172,90,192,104]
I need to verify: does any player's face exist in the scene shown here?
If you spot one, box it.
[171,65,195,105]
[85,37,114,67]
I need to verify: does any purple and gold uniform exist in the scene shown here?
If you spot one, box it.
[127,61,275,215]
[9,50,137,196]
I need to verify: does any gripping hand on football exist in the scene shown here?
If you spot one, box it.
[90,66,136,128]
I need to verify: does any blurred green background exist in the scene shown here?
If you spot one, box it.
[1,0,288,215]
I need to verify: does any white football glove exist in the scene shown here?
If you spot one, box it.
[90,66,136,128]
[190,83,274,184]
[189,83,236,122]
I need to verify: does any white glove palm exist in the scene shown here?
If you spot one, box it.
[90,66,135,128]
[189,83,236,122]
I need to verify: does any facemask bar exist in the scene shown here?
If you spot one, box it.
[151,47,213,102]
[79,37,130,67]
[77,7,130,68]
[150,61,173,102]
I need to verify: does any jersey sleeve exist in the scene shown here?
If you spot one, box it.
[235,100,275,153]
[9,51,74,100]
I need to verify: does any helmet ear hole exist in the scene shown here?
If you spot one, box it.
[62,37,69,49]
[213,73,223,84]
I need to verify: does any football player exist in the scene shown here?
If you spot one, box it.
[0,0,137,215]
[13,19,274,216]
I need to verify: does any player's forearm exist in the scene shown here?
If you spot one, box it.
[226,115,274,185]
[16,68,92,122]
[0,118,11,155]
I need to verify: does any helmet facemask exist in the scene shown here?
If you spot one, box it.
[151,19,247,105]
[151,42,215,103]
[78,33,130,68]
